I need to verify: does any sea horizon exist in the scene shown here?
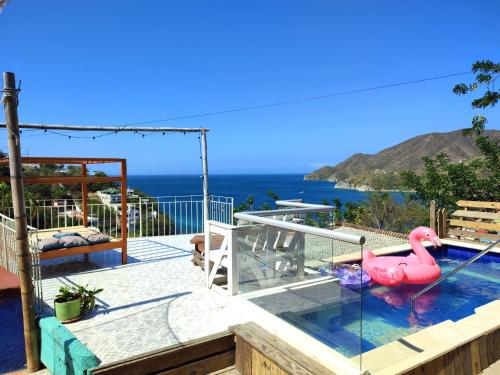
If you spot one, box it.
[127,174,405,207]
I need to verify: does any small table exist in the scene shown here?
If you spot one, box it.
[190,234,225,269]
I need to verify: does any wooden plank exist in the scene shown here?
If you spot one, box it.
[438,208,448,239]
[470,340,481,375]
[38,240,123,260]
[92,332,235,375]
[158,350,235,375]
[456,200,500,210]
[231,323,336,375]
[447,229,500,241]
[252,348,262,375]
[430,200,436,231]
[401,328,500,375]
[243,336,253,375]
[235,336,245,374]
[0,176,122,184]
[449,219,500,232]
[451,210,500,220]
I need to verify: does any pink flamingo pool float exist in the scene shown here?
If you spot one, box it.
[362,226,442,287]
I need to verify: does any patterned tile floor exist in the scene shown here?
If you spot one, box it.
[39,235,231,365]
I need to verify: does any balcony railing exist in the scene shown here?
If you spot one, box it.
[7,195,233,238]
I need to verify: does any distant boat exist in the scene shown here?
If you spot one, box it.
[299,191,304,194]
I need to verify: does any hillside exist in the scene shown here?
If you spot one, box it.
[305,129,500,191]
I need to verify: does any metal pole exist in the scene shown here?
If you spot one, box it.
[2,72,40,372]
[410,239,500,311]
[201,130,210,286]
[0,123,209,133]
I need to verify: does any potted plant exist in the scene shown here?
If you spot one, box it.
[54,284,104,323]
[54,286,81,322]
[73,284,104,314]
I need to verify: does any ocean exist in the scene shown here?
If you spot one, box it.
[128,174,405,207]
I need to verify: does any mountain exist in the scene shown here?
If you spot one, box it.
[304,129,500,191]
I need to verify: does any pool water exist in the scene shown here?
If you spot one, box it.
[279,246,500,357]
[0,296,26,373]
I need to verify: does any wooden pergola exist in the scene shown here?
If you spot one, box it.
[0,156,128,264]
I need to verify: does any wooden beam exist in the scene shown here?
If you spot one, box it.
[232,322,337,375]
[82,164,88,227]
[429,200,436,231]
[2,71,40,372]
[447,229,500,242]
[159,351,235,375]
[38,240,123,260]
[451,210,500,220]
[456,200,500,210]
[0,176,122,184]
[0,156,124,164]
[90,332,234,375]
[0,123,209,133]
[449,219,500,232]
[120,159,128,265]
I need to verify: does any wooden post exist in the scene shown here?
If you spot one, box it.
[429,200,436,231]
[437,208,448,239]
[2,72,40,372]
[201,130,211,287]
[81,163,88,227]
[441,208,448,239]
[120,159,128,264]
[437,209,443,238]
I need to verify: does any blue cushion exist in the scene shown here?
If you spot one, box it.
[59,236,89,248]
[52,232,81,239]
[81,233,110,244]
[38,238,64,252]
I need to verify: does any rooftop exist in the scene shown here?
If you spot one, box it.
[40,235,231,365]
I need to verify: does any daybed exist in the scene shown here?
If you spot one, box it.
[0,156,128,264]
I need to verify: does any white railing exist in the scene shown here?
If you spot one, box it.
[8,195,233,238]
[0,213,43,310]
[205,204,365,296]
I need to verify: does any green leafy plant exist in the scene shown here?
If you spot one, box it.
[54,284,103,314]
[453,60,499,136]
[54,286,80,303]
[73,284,104,314]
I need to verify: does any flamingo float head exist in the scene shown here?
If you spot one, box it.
[409,226,442,248]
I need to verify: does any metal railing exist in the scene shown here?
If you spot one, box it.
[410,239,500,311]
[218,206,366,294]
[235,211,364,245]
[7,195,233,237]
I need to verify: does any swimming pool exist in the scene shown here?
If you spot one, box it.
[278,245,500,358]
[0,295,26,373]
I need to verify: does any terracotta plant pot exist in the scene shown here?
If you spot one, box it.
[54,298,81,322]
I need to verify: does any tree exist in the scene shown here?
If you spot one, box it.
[453,60,499,136]
[355,193,427,233]
[403,60,499,209]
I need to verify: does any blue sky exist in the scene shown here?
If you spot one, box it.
[1,1,499,175]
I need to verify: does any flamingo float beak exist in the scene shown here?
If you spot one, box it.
[431,236,442,248]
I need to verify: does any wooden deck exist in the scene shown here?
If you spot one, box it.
[90,332,235,375]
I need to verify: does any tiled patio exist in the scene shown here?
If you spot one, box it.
[36,229,409,367]
[39,235,231,365]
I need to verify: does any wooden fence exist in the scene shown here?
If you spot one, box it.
[433,200,500,243]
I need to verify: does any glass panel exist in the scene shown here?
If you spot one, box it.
[235,218,364,371]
